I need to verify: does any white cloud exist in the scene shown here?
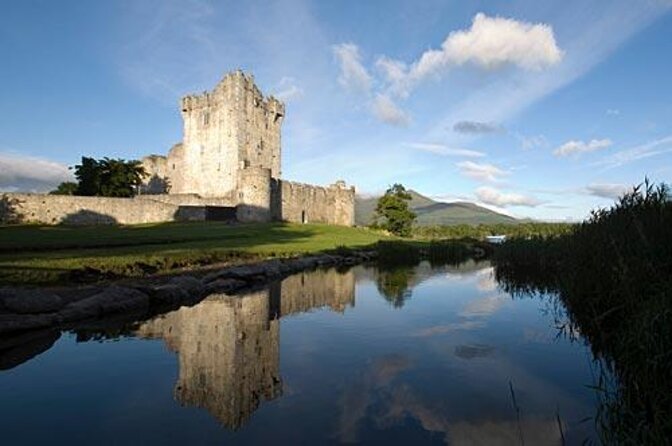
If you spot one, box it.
[585,183,630,199]
[406,143,484,158]
[333,43,372,93]
[381,13,563,96]
[273,76,304,101]
[453,121,504,134]
[475,186,542,207]
[371,94,410,126]
[459,294,508,318]
[514,133,549,150]
[457,161,508,182]
[596,135,672,169]
[0,152,73,192]
[553,138,612,157]
[606,108,621,116]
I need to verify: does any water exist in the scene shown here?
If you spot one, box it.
[0,261,601,445]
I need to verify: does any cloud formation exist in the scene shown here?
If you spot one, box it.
[0,152,73,192]
[553,138,612,157]
[371,94,410,126]
[453,121,504,134]
[596,135,672,169]
[456,161,508,182]
[406,143,484,158]
[475,186,542,207]
[333,43,372,93]
[585,183,630,199]
[273,76,304,101]
[334,12,562,124]
[378,13,563,96]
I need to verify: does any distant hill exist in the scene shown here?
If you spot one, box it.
[355,190,518,226]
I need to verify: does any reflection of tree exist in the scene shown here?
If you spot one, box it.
[376,267,415,308]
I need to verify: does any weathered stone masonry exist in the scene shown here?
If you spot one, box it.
[1,71,355,226]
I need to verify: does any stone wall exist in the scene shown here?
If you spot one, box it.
[272,180,355,226]
[236,168,272,222]
[0,193,206,225]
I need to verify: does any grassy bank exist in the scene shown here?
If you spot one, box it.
[411,222,574,240]
[0,222,388,284]
[492,181,671,443]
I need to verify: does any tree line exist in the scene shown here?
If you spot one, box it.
[51,157,146,198]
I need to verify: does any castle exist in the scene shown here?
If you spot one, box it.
[139,70,355,225]
[1,71,355,226]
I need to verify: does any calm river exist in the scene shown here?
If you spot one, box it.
[0,261,601,445]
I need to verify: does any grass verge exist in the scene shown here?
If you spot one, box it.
[0,222,388,284]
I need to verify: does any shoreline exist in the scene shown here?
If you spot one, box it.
[0,249,378,336]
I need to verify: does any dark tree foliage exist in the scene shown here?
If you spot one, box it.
[73,157,147,197]
[49,182,78,196]
[374,184,417,237]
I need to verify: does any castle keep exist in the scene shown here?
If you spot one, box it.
[2,71,355,226]
[140,71,355,225]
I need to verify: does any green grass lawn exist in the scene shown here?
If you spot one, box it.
[0,222,388,284]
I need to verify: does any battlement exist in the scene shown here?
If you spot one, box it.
[137,70,354,226]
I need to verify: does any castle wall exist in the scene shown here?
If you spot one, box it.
[136,193,235,207]
[272,180,355,226]
[173,72,284,198]
[1,193,206,225]
[139,155,169,194]
[236,168,272,222]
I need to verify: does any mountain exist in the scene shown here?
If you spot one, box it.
[355,190,518,226]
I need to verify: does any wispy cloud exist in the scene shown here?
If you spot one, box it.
[405,143,484,158]
[0,152,73,192]
[453,121,504,135]
[585,183,630,199]
[371,94,410,126]
[332,43,372,93]
[475,186,542,207]
[595,135,672,169]
[457,161,508,182]
[553,138,612,157]
[273,76,304,101]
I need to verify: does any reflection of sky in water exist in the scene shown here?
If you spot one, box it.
[0,262,599,445]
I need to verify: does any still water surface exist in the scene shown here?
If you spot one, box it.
[0,261,599,445]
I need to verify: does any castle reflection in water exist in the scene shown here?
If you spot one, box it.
[135,268,356,429]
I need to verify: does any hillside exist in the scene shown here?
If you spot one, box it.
[355,190,518,226]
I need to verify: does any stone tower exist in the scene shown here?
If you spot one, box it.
[168,71,284,198]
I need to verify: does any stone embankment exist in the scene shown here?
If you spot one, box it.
[0,251,377,335]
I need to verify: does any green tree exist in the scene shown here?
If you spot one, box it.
[73,156,147,197]
[49,182,78,196]
[374,183,416,237]
[74,157,101,196]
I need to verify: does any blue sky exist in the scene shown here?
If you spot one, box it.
[1,0,671,220]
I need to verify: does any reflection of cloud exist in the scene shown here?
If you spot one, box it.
[459,295,508,318]
[376,385,563,446]
[454,344,495,360]
[523,328,552,344]
[476,268,497,292]
[337,354,412,443]
[411,321,484,338]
